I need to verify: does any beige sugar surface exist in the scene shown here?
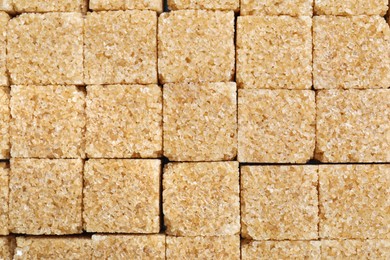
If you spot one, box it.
[89,0,162,12]
[163,82,237,161]
[92,234,165,259]
[166,236,240,259]
[14,237,92,260]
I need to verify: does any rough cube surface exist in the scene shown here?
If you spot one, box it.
[0,237,14,260]
[0,1,13,12]
[9,159,83,235]
[163,162,240,236]
[92,235,165,259]
[83,159,160,233]
[315,0,388,15]
[89,0,162,12]
[313,16,390,89]
[85,11,157,85]
[168,0,239,11]
[238,90,315,163]
[242,241,321,259]
[158,10,235,83]
[316,90,389,162]
[163,82,237,161]
[241,0,312,15]
[321,239,390,259]
[319,165,390,239]
[237,16,312,89]
[166,236,240,259]
[14,237,92,260]
[241,165,318,240]
[7,13,83,85]
[10,85,85,159]
[0,163,8,235]
[0,87,9,159]
[12,0,87,12]
[0,12,8,86]
[86,85,162,158]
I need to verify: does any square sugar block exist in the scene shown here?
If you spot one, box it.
[158,10,235,83]
[163,162,240,236]
[163,82,237,161]
[7,13,83,85]
[9,159,83,235]
[83,159,161,233]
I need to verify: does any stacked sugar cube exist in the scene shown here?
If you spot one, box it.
[0,0,389,259]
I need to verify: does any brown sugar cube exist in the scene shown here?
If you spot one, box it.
[0,87,9,159]
[316,89,389,162]
[158,10,235,84]
[315,0,388,15]
[0,237,15,260]
[9,159,83,235]
[14,237,92,259]
[314,16,390,89]
[237,16,312,89]
[89,0,162,12]
[321,239,390,259]
[86,85,162,158]
[242,241,320,259]
[163,82,237,161]
[10,85,85,159]
[241,165,318,240]
[12,0,88,12]
[238,89,315,163]
[241,0,312,16]
[0,12,8,86]
[319,165,390,239]
[163,162,240,236]
[7,13,83,85]
[83,159,160,233]
[166,236,240,259]
[85,11,157,85]
[0,164,8,235]
[92,235,165,259]
[168,0,239,11]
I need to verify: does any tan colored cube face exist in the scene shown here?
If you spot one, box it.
[89,0,162,12]
[0,87,9,159]
[163,162,240,236]
[12,0,88,12]
[168,0,239,11]
[237,16,312,89]
[0,12,8,87]
[9,159,83,235]
[313,16,390,89]
[7,13,83,85]
[86,85,162,159]
[316,89,389,163]
[0,237,14,260]
[163,82,237,161]
[84,10,157,85]
[319,165,390,239]
[321,240,390,259]
[166,236,240,259]
[240,0,313,15]
[242,241,321,260]
[0,164,8,235]
[10,85,86,159]
[83,159,161,233]
[92,235,165,259]
[314,0,388,15]
[238,89,315,163]
[158,10,235,84]
[14,237,92,260]
[241,165,319,240]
